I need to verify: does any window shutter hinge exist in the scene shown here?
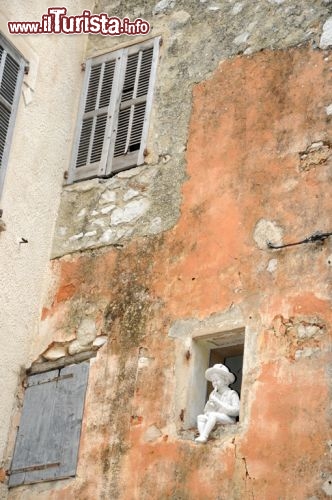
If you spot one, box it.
[9,462,61,474]
[0,209,5,232]
[81,62,86,72]
[24,64,29,75]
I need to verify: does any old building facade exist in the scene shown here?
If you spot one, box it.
[0,0,332,498]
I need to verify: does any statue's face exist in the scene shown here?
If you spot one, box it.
[211,374,226,390]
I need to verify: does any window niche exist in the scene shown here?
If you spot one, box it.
[184,327,246,430]
[207,341,244,406]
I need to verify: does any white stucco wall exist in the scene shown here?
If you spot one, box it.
[0,1,93,490]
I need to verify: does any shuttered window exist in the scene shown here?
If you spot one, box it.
[0,35,25,196]
[9,363,89,487]
[69,37,160,183]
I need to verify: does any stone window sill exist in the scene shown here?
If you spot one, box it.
[179,422,241,443]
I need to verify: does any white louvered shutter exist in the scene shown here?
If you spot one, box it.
[70,50,120,182]
[0,35,25,196]
[70,38,159,183]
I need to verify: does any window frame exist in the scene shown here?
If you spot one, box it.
[0,33,26,198]
[187,328,246,429]
[68,37,160,184]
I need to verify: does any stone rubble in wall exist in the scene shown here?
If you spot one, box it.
[55,165,159,256]
[99,190,116,204]
[153,0,176,15]
[69,232,84,241]
[93,336,107,347]
[320,17,332,49]
[299,141,332,172]
[123,189,140,201]
[110,199,150,225]
[233,31,250,45]
[40,317,108,362]
[169,10,191,28]
[100,206,115,215]
[297,324,322,339]
[99,227,133,245]
[232,3,243,15]
[294,347,320,360]
[270,315,326,361]
[253,219,284,250]
[42,345,67,361]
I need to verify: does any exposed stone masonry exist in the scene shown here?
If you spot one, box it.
[52,165,165,257]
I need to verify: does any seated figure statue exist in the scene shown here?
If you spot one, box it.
[195,363,240,444]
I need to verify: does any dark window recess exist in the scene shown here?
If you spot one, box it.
[207,344,244,400]
[9,362,89,487]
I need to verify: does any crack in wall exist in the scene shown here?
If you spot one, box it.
[242,457,254,500]
[234,440,255,500]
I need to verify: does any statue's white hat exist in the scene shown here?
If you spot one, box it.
[205,364,235,385]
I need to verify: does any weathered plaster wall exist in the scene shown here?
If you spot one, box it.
[0,1,93,496]
[9,35,332,499]
[52,0,332,257]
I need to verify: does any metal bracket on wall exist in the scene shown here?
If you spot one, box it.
[267,231,332,250]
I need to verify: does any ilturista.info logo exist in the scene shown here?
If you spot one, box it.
[7,8,150,36]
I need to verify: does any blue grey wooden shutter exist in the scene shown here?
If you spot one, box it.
[0,35,25,196]
[9,363,89,487]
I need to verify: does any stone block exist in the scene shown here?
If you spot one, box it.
[93,336,108,347]
[77,318,97,346]
[320,17,332,48]
[43,345,67,361]
[110,199,150,225]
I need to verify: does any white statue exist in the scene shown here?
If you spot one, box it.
[195,363,240,444]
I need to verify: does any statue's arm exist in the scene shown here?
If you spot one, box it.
[210,390,240,416]
[222,391,240,417]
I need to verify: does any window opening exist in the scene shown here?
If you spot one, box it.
[183,327,246,429]
[207,343,244,399]
[207,343,244,423]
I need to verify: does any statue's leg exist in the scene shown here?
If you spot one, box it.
[197,414,207,435]
[215,413,236,425]
[195,413,217,443]
[202,413,217,438]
